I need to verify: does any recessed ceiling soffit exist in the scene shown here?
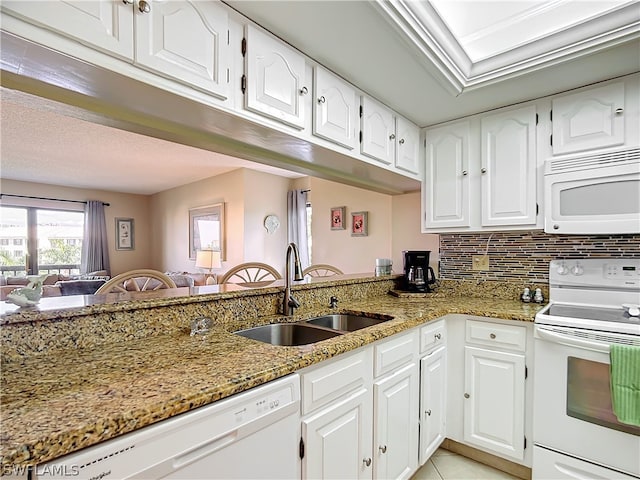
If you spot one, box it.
[373,0,640,96]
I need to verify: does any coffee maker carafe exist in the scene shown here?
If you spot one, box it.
[402,250,437,292]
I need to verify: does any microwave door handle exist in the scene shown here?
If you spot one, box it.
[536,326,610,353]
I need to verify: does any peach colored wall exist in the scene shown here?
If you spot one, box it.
[242,170,292,274]
[0,179,151,276]
[149,169,245,275]
[308,177,392,275]
[391,192,440,275]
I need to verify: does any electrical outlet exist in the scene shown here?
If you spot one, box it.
[472,255,490,271]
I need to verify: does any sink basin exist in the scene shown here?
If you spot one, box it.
[234,323,343,346]
[305,314,392,332]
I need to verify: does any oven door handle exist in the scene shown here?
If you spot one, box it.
[536,326,610,353]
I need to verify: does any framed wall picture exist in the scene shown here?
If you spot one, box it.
[115,218,135,250]
[189,203,225,260]
[331,206,346,230]
[351,211,368,237]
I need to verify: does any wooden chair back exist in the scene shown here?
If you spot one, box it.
[218,262,282,287]
[302,264,343,278]
[95,269,177,294]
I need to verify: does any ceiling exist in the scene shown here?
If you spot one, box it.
[1,1,639,195]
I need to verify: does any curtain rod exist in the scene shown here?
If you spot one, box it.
[0,194,110,206]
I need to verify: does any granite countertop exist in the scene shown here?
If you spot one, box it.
[0,293,544,470]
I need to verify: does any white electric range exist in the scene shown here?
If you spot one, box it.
[533,258,640,479]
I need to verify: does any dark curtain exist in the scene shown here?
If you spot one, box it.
[81,200,110,275]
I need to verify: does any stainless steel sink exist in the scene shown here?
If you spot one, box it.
[305,314,392,332]
[234,323,343,346]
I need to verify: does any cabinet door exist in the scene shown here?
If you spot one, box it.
[302,388,373,480]
[313,66,358,149]
[373,363,419,480]
[361,96,395,165]
[480,106,537,226]
[396,116,421,175]
[1,0,133,59]
[244,24,307,129]
[424,121,471,228]
[419,346,446,465]
[463,346,525,461]
[552,82,625,155]
[135,0,229,100]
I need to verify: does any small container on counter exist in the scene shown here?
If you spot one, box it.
[375,258,393,276]
[521,287,531,303]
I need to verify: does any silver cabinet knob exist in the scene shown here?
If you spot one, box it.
[399,138,405,144]
[363,458,372,467]
[481,167,487,174]
[389,133,396,140]
[122,0,134,4]
[379,445,387,453]
[553,224,560,230]
[426,409,432,416]
[464,393,470,399]
[318,96,326,104]
[138,0,150,13]
[462,170,468,176]
[615,108,624,114]
[435,333,441,340]
[299,86,308,95]
[490,333,496,339]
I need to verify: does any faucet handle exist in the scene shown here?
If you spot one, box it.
[288,294,301,309]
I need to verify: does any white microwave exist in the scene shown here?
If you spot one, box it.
[544,147,640,234]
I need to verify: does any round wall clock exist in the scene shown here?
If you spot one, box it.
[264,214,280,234]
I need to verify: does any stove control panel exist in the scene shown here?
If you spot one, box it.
[550,259,640,289]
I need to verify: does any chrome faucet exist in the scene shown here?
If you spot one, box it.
[283,242,304,315]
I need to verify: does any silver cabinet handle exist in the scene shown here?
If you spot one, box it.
[379,445,387,454]
[138,0,150,13]
[435,333,441,340]
[318,96,326,104]
[389,133,396,140]
[299,86,308,95]
[615,108,624,114]
[363,458,372,467]
[464,393,470,399]
[553,224,560,230]
[122,0,134,4]
[399,138,405,144]
[462,170,468,176]
[426,409,432,416]
[490,333,496,339]
[481,167,487,174]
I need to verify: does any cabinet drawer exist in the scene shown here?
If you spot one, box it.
[420,320,446,354]
[301,348,372,415]
[374,330,418,378]
[465,320,526,352]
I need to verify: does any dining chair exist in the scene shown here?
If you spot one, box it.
[218,262,282,287]
[95,269,177,294]
[302,264,343,278]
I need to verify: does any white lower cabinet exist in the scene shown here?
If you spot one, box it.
[419,345,446,464]
[462,319,527,462]
[300,330,419,480]
[373,362,419,480]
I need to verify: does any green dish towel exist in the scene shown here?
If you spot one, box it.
[610,344,640,427]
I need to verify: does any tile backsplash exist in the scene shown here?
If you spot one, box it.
[440,230,640,283]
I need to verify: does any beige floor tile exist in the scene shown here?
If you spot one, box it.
[411,460,443,480]
[433,448,457,457]
[431,453,520,480]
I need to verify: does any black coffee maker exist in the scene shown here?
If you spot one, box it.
[402,250,437,292]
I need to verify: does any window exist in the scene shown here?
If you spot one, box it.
[0,206,84,276]
[306,202,312,264]
[0,239,8,246]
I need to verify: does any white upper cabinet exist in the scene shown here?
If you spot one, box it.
[1,0,230,100]
[1,0,134,58]
[135,1,229,99]
[244,24,307,129]
[312,66,359,149]
[551,81,625,155]
[395,117,421,176]
[423,120,471,229]
[480,106,537,226]
[361,96,396,165]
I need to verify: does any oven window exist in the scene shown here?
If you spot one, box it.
[567,357,640,436]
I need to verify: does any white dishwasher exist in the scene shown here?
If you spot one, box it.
[36,374,300,480]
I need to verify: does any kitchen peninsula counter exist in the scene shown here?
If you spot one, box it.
[0,276,545,471]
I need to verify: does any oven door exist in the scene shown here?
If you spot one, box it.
[533,324,640,477]
[544,161,640,234]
